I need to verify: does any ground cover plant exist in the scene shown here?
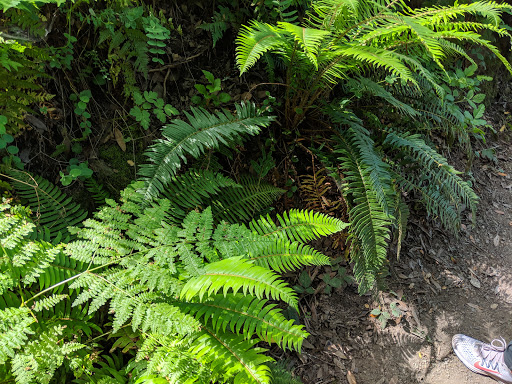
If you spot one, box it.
[0,0,511,382]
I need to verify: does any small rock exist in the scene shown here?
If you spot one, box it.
[491,304,498,310]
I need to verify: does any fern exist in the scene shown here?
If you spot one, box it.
[211,175,285,223]
[250,208,348,242]
[0,183,346,382]
[0,188,346,383]
[331,132,394,292]
[179,293,307,350]
[6,169,88,240]
[84,177,112,206]
[384,129,479,226]
[139,103,275,201]
[299,168,343,214]
[236,0,512,128]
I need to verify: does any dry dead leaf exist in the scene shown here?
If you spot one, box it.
[470,276,481,288]
[347,371,357,384]
[114,128,126,152]
[495,210,505,215]
[241,92,252,101]
[494,234,500,247]
[501,125,507,132]
[127,160,135,166]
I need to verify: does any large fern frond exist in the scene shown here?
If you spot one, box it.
[333,134,393,292]
[189,327,273,384]
[384,129,479,225]
[180,294,307,351]
[249,209,348,242]
[6,169,88,240]
[211,176,285,223]
[249,240,330,273]
[236,21,285,74]
[180,257,298,309]
[139,103,274,201]
[161,169,240,224]
[277,22,330,69]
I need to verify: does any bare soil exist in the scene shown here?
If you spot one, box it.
[292,132,512,384]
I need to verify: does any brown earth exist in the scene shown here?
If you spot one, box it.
[291,131,512,384]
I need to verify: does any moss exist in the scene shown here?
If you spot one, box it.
[95,143,145,196]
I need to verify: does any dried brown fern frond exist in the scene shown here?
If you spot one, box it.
[299,168,343,215]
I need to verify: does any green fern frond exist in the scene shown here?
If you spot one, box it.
[249,209,348,242]
[180,257,298,309]
[277,22,330,69]
[333,134,393,292]
[211,176,285,223]
[33,294,68,312]
[342,124,396,216]
[249,240,330,272]
[346,77,419,117]
[6,169,88,240]
[384,130,479,225]
[180,294,307,350]
[236,21,284,74]
[84,177,112,206]
[336,46,417,86]
[139,103,274,201]
[394,194,409,260]
[189,327,273,384]
[162,169,241,224]
[11,325,85,384]
[0,307,34,364]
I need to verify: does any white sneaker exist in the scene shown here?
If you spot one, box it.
[452,334,512,384]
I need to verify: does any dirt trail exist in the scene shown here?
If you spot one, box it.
[295,135,512,384]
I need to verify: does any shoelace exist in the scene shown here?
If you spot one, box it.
[479,337,507,370]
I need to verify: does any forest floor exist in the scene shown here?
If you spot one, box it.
[292,128,512,383]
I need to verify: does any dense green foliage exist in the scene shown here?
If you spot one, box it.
[0,0,510,381]
[236,0,511,291]
[0,110,348,382]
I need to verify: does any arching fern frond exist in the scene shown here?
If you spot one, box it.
[180,257,298,309]
[5,169,88,240]
[139,102,274,202]
[277,22,330,69]
[189,327,273,384]
[332,133,394,293]
[249,209,348,242]
[211,176,285,223]
[162,169,241,224]
[249,240,330,273]
[236,21,284,74]
[384,129,479,225]
[180,294,307,351]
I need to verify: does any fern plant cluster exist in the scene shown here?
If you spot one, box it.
[0,182,347,383]
[235,0,512,291]
[0,102,349,383]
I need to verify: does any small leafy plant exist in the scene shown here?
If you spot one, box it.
[294,270,315,295]
[129,90,179,130]
[370,302,403,329]
[70,90,92,142]
[49,33,76,70]
[191,70,231,107]
[0,115,21,169]
[59,159,93,186]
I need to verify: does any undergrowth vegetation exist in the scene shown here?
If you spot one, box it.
[0,0,510,382]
